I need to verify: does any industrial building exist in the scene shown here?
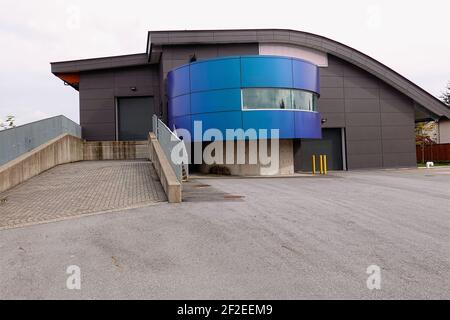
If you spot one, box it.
[51,29,450,173]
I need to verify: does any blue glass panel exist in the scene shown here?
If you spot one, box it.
[191,88,241,114]
[241,56,293,88]
[168,94,190,118]
[242,110,295,139]
[294,111,322,139]
[190,58,241,92]
[292,59,320,94]
[167,65,190,98]
[166,56,322,142]
[191,111,243,141]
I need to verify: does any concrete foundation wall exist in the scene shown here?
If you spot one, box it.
[83,141,148,160]
[198,139,294,176]
[0,134,84,193]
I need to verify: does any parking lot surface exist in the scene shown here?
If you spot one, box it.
[0,167,448,299]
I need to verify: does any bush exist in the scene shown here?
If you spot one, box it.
[209,165,231,176]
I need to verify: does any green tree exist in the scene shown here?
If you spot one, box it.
[415,121,437,145]
[441,82,450,106]
[416,121,438,163]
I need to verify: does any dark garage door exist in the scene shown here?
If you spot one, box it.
[118,97,154,141]
[294,128,344,172]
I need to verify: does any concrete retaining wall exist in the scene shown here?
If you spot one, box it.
[0,133,180,203]
[198,139,294,176]
[84,141,148,161]
[0,134,84,193]
[0,115,81,166]
[148,132,182,203]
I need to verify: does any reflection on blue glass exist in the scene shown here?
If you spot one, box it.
[167,65,190,98]
[294,111,322,138]
[191,89,241,114]
[242,110,295,138]
[168,94,190,118]
[241,56,293,88]
[292,59,320,94]
[192,111,243,141]
[190,58,241,92]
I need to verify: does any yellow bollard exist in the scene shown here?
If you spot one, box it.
[312,155,316,175]
[323,155,327,175]
[319,155,324,175]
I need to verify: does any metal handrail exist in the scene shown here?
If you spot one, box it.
[152,115,188,182]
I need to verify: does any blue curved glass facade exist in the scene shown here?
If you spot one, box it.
[167,55,322,141]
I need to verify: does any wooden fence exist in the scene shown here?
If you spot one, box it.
[416,143,450,162]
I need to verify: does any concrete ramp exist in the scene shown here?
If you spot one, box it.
[0,160,166,230]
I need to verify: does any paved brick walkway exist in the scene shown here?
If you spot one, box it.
[0,161,166,230]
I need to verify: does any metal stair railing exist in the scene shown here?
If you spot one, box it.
[152,115,189,182]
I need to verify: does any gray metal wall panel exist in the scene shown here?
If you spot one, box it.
[79,74,114,89]
[320,87,345,99]
[345,99,380,113]
[344,87,379,99]
[347,139,382,155]
[80,88,115,100]
[382,152,417,167]
[79,65,160,141]
[379,85,409,100]
[347,154,383,169]
[382,139,416,153]
[380,99,413,113]
[344,77,379,88]
[317,99,345,113]
[80,98,115,110]
[346,126,381,141]
[320,61,344,76]
[345,113,381,127]
[320,113,346,128]
[81,123,116,141]
[318,55,416,169]
[114,85,157,97]
[320,76,344,88]
[381,126,412,140]
[80,109,115,124]
[380,112,414,126]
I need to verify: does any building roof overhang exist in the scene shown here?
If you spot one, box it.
[50,53,158,90]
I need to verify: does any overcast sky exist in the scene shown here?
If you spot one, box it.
[0,0,449,125]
